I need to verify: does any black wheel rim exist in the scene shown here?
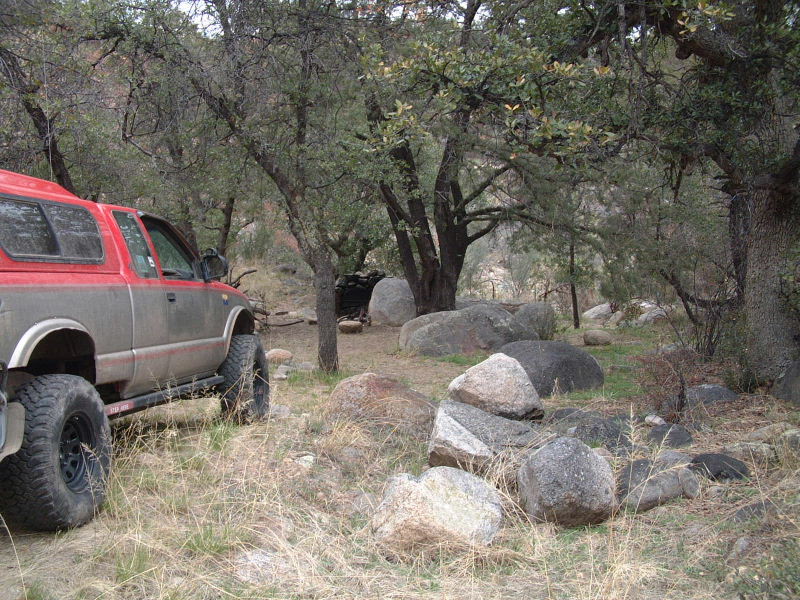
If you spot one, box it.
[59,413,93,491]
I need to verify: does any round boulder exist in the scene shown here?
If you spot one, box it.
[498,340,604,397]
[368,278,417,327]
[401,304,518,357]
[517,437,616,526]
[583,330,612,346]
[447,353,543,419]
[511,302,555,341]
[371,466,504,558]
[265,348,293,364]
[326,373,436,439]
[582,303,614,321]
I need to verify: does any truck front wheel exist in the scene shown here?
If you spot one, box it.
[0,375,111,531]
[218,334,270,422]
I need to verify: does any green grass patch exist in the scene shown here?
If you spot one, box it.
[286,368,353,389]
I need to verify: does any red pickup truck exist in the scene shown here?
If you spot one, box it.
[0,169,269,531]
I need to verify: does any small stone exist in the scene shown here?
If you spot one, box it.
[705,485,727,499]
[273,365,291,381]
[295,454,316,469]
[338,320,364,334]
[266,348,293,364]
[593,447,614,462]
[648,423,693,448]
[728,536,753,560]
[742,422,794,442]
[645,414,667,427]
[268,404,292,418]
[690,453,749,481]
[304,310,318,324]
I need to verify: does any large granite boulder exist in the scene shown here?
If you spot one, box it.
[517,437,616,526]
[498,340,604,397]
[371,467,504,558]
[774,360,800,405]
[690,453,750,481]
[582,303,614,321]
[685,384,739,405]
[428,400,553,472]
[327,373,436,439]
[368,278,417,327]
[511,302,556,341]
[448,353,543,419]
[617,459,700,513]
[400,304,523,356]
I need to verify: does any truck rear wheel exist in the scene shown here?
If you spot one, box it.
[0,375,111,531]
[219,334,270,422]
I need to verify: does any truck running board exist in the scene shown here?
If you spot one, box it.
[104,375,225,418]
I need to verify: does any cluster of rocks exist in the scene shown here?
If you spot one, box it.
[266,348,316,381]
[581,301,673,328]
[319,351,794,560]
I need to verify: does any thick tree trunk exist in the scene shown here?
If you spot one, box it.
[312,252,339,373]
[743,191,800,383]
[216,196,235,256]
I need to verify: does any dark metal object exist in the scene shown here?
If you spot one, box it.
[335,270,385,323]
[59,413,91,491]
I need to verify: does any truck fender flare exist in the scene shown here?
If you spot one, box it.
[222,306,249,354]
[8,319,92,369]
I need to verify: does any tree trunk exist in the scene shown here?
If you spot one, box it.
[216,196,235,256]
[312,252,339,373]
[743,190,800,383]
[569,239,580,329]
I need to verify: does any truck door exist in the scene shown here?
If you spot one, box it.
[112,211,172,397]
[140,216,226,383]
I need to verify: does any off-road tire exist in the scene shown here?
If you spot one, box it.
[0,375,111,531]
[219,334,270,422]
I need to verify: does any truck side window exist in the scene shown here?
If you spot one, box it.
[142,220,199,281]
[42,203,104,260]
[113,211,158,279]
[0,198,59,257]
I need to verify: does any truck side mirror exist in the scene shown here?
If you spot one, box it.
[201,248,229,282]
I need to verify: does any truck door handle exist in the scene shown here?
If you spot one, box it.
[166,292,177,303]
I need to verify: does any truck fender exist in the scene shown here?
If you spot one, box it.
[8,318,92,369]
[222,306,250,354]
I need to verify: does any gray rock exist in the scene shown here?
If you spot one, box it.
[732,499,777,523]
[371,467,504,557]
[498,340,604,397]
[582,303,614,321]
[690,453,749,481]
[447,353,543,419]
[273,365,291,381]
[645,414,667,427]
[511,302,556,341]
[685,384,739,405]
[776,429,800,452]
[654,450,693,468]
[268,404,292,418]
[573,418,632,455]
[723,442,776,465]
[398,311,451,349]
[616,459,700,513]
[728,536,754,561]
[544,407,604,435]
[428,400,553,472]
[401,304,520,357]
[636,307,668,325]
[276,263,298,274]
[517,437,616,526]
[583,330,613,346]
[266,348,293,364]
[742,422,794,442]
[648,424,693,448]
[327,373,436,439]
[773,359,800,405]
[368,278,417,327]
